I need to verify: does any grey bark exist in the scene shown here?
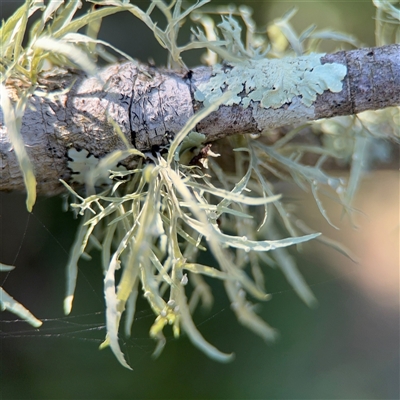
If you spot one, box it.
[1,44,399,196]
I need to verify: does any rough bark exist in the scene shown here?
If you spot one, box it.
[1,44,399,195]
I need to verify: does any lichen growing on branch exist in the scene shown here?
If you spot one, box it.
[0,0,398,369]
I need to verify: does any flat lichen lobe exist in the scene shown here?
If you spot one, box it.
[195,54,347,109]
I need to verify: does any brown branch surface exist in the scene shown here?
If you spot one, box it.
[1,44,399,195]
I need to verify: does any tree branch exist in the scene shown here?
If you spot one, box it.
[1,44,399,195]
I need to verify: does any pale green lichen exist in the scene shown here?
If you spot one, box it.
[67,148,127,186]
[1,0,398,369]
[194,54,347,109]
[0,84,37,212]
[61,126,320,367]
[174,131,207,163]
[0,264,42,328]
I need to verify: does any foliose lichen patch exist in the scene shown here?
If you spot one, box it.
[67,148,126,186]
[194,54,347,109]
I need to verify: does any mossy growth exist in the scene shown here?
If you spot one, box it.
[0,0,398,369]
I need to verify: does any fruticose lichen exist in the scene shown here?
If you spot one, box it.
[1,0,398,370]
[0,264,42,328]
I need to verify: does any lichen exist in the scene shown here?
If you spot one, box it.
[61,124,321,368]
[67,148,127,186]
[0,264,42,328]
[194,55,347,109]
[1,0,398,370]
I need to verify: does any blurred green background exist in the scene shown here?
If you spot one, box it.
[1,1,398,399]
